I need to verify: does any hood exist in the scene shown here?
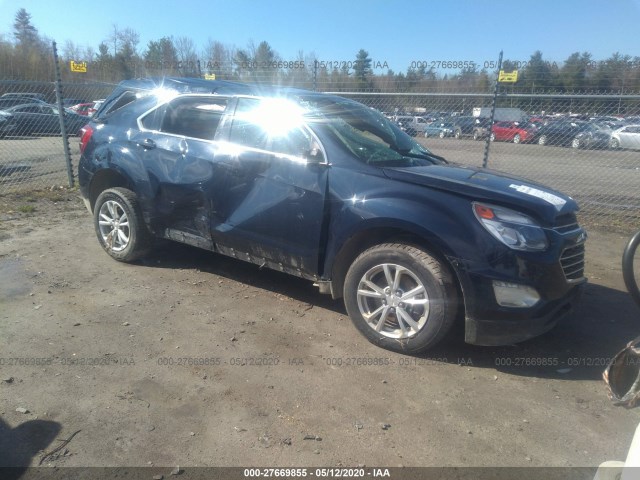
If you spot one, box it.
[383,164,578,224]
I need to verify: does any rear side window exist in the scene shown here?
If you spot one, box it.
[98,91,138,118]
[158,96,228,140]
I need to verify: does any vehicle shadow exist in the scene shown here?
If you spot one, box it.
[428,282,640,381]
[139,243,638,381]
[0,416,61,478]
[139,242,345,314]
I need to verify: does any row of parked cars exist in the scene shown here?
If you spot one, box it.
[0,93,102,138]
[393,113,640,151]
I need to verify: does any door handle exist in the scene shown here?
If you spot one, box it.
[179,139,188,155]
[139,138,156,150]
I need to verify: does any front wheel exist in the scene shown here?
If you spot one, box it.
[513,134,521,144]
[343,243,458,353]
[94,187,151,262]
[538,135,548,146]
[610,138,620,149]
[622,230,640,309]
[439,131,446,138]
[572,138,582,149]
[489,133,495,142]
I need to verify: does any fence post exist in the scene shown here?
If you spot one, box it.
[52,40,74,188]
[482,50,503,169]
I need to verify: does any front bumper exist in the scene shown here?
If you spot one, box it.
[463,282,584,345]
[448,228,587,346]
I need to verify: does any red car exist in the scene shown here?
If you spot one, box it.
[70,103,97,117]
[490,121,537,143]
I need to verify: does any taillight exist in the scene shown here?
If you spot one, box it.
[79,125,94,154]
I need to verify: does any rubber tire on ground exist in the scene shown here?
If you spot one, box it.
[489,133,495,142]
[439,131,446,138]
[454,129,462,139]
[622,230,640,309]
[93,187,151,262]
[610,138,620,149]
[513,134,521,144]
[538,135,547,146]
[572,138,581,149]
[343,243,458,354]
[473,131,479,141]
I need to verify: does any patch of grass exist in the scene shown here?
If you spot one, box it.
[17,204,36,213]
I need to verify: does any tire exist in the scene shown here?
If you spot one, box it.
[610,138,620,149]
[538,135,547,146]
[571,138,581,149]
[489,133,495,142]
[93,187,151,262]
[513,134,521,144]
[454,129,462,139]
[343,243,458,353]
[439,131,446,138]
[424,131,429,138]
[622,230,640,309]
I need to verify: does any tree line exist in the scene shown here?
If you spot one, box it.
[2,8,640,95]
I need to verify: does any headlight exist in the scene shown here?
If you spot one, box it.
[473,202,548,251]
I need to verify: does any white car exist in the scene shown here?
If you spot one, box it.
[610,124,640,150]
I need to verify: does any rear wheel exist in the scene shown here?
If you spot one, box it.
[94,187,151,262]
[439,131,446,138]
[571,138,582,149]
[489,133,495,142]
[513,134,521,144]
[343,243,458,353]
[454,129,462,139]
[538,135,548,146]
[610,138,620,149]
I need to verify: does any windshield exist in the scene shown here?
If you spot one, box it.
[300,96,443,167]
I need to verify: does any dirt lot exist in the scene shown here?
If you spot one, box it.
[0,190,639,472]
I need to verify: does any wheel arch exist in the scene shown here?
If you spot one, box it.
[329,224,462,304]
[88,168,133,212]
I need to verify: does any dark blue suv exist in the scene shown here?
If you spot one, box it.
[78,77,586,353]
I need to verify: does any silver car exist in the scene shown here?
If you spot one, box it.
[611,124,640,150]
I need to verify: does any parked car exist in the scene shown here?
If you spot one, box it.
[4,103,88,136]
[79,78,586,354]
[610,125,640,150]
[0,110,17,138]
[392,115,429,136]
[452,116,489,139]
[1,92,47,102]
[571,123,611,149]
[423,121,455,138]
[70,102,98,116]
[532,120,591,147]
[0,97,49,109]
[490,121,537,143]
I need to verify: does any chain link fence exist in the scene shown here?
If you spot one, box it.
[1,52,639,232]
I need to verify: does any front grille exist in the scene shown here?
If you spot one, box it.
[560,243,585,281]
[554,213,580,234]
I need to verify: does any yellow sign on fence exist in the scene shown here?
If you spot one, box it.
[204,73,216,80]
[70,61,87,73]
[498,70,518,83]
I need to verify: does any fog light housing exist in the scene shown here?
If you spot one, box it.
[493,281,541,308]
